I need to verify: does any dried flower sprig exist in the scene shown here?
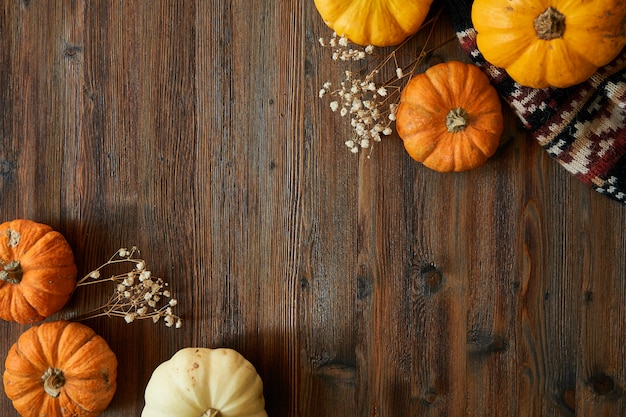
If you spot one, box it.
[317,8,451,155]
[74,247,182,328]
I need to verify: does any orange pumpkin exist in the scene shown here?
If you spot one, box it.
[314,0,433,46]
[3,321,118,417]
[0,219,77,323]
[472,0,626,88]
[395,61,504,172]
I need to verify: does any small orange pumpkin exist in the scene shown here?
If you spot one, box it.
[0,219,77,323]
[3,321,118,417]
[395,61,504,172]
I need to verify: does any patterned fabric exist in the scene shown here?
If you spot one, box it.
[447,0,626,203]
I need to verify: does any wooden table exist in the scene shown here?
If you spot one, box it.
[1,1,625,416]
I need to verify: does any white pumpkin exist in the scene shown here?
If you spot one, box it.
[141,347,267,417]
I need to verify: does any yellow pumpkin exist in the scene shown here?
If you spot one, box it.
[314,0,433,46]
[472,0,626,88]
[395,61,504,172]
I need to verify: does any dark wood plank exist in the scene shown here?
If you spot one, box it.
[299,54,358,417]
[195,1,304,415]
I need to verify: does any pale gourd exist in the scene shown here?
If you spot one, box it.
[141,347,267,417]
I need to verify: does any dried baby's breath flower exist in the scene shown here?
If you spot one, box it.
[74,246,182,328]
[317,8,451,156]
[124,312,136,323]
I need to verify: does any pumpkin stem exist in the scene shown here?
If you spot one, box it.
[5,228,21,247]
[446,107,470,133]
[201,409,220,417]
[42,368,65,398]
[534,7,565,40]
[0,260,22,284]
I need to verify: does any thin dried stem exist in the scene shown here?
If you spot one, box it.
[73,247,182,328]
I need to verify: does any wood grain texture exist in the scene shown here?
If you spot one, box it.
[0,1,625,416]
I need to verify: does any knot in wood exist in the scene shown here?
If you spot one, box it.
[591,374,615,395]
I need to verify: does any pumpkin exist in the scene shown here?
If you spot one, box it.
[0,219,77,323]
[3,320,118,417]
[472,0,626,88]
[314,0,433,47]
[141,347,267,417]
[395,61,504,172]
